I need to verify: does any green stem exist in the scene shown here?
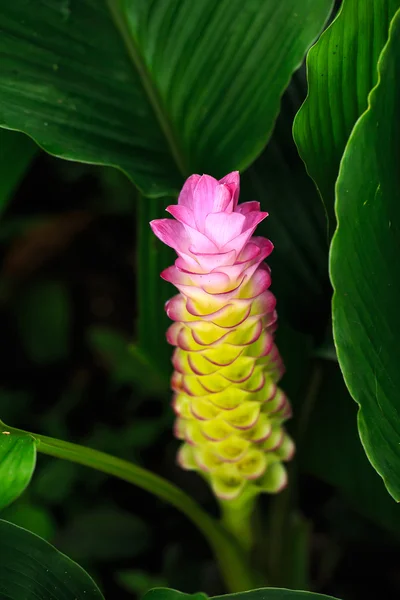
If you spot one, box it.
[8,425,257,592]
[220,491,257,553]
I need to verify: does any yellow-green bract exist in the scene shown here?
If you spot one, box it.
[151,172,294,500]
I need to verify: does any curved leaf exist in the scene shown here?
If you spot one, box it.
[0,427,36,511]
[330,9,400,500]
[294,0,400,228]
[0,0,333,197]
[213,591,339,600]
[144,588,340,600]
[0,519,104,599]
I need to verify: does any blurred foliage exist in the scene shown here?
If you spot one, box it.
[0,2,399,598]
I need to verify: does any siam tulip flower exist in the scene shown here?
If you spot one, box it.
[150,172,294,501]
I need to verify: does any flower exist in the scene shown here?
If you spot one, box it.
[150,172,294,500]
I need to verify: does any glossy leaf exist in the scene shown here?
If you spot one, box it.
[330,9,400,500]
[144,589,340,600]
[144,590,207,600]
[0,129,38,213]
[213,592,340,600]
[0,519,104,599]
[294,0,400,228]
[0,428,36,511]
[0,0,333,197]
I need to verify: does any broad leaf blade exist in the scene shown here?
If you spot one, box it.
[0,520,104,599]
[0,0,333,196]
[144,589,340,600]
[0,429,36,511]
[213,592,339,600]
[330,9,400,500]
[144,590,207,600]
[294,0,400,228]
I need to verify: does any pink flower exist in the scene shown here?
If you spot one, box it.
[151,172,293,501]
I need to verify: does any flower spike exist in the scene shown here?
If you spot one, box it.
[151,172,294,501]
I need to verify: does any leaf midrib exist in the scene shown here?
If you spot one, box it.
[107,0,189,180]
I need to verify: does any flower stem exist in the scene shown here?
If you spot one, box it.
[220,491,257,553]
[8,425,258,592]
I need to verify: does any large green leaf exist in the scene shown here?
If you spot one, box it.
[0,428,36,511]
[242,70,329,333]
[0,129,38,214]
[0,519,104,599]
[294,0,400,228]
[144,588,340,600]
[330,9,400,500]
[0,0,333,197]
[213,592,339,600]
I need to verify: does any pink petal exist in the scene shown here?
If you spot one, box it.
[192,175,219,230]
[221,212,268,253]
[150,218,188,252]
[175,253,204,273]
[183,223,219,253]
[165,294,186,321]
[190,248,237,271]
[236,201,260,215]
[204,212,246,247]
[219,171,240,208]
[238,237,273,262]
[161,265,231,293]
[243,211,269,231]
[212,184,233,212]
[166,204,196,228]
[178,174,201,209]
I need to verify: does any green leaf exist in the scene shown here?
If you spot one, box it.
[144,589,340,600]
[14,281,71,364]
[144,590,208,600]
[0,129,38,214]
[0,519,104,599]
[294,0,400,228]
[242,70,329,333]
[0,429,36,511]
[300,362,400,536]
[330,9,400,500]
[0,0,333,197]
[213,591,340,600]
[116,569,167,596]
